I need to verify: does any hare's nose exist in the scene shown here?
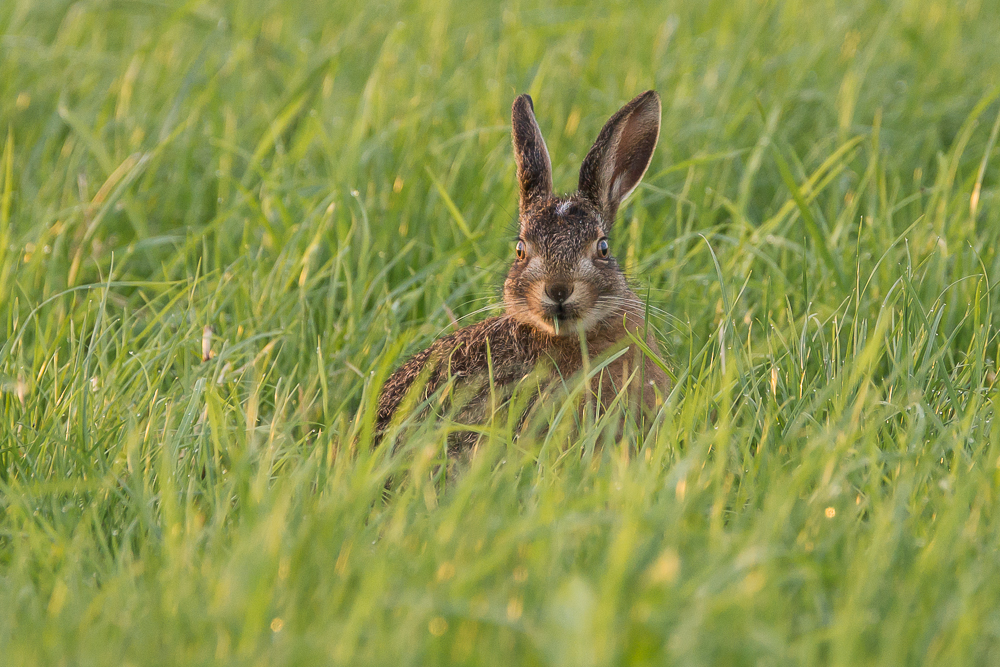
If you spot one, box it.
[545,283,574,304]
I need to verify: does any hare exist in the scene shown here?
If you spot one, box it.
[376,91,669,450]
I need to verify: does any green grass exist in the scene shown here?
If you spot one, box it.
[3,0,1000,664]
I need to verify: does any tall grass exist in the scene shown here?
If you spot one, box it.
[2,0,1000,664]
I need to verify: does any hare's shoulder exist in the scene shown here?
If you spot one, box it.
[376,316,540,427]
[414,315,541,379]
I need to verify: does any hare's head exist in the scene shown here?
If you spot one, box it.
[503,91,661,337]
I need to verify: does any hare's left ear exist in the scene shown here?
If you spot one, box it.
[578,90,661,227]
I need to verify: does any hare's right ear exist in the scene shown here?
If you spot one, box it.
[578,90,661,228]
[512,94,553,217]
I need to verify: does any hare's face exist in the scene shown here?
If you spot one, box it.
[504,197,629,337]
[505,91,661,338]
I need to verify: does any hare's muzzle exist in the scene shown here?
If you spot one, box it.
[545,282,574,304]
[541,281,583,327]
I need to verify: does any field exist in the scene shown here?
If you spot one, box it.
[3,0,1000,664]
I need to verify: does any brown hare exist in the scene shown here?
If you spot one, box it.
[376,91,669,450]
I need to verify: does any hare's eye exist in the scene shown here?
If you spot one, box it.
[515,240,527,260]
[597,238,610,258]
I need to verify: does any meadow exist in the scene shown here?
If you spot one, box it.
[2,0,1000,664]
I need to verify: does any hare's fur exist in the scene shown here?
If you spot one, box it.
[376,91,669,448]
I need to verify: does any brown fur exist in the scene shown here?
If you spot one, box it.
[376,91,669,450]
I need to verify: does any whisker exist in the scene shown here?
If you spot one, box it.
[452,295,502,308]
[434,303,507,336]
[599,304,676,341]
[597,301,687,337]
[598,295,671,313]
[600,295,678,318]
[595,296,685,327]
